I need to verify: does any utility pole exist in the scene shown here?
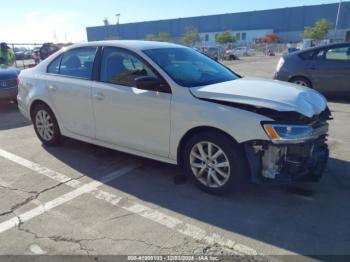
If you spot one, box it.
[116,14,120,25]
[116,14,121,39]
[334,0,342,39]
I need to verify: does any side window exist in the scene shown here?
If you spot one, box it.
[325,47,350,61]
[59,47,97,79]
[315,49,326,60]
[100,47,157,87]
[299,51,314,60]
[47,55,61,74]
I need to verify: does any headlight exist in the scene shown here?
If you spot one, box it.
[276,57,285,72]
[263,124,313,143]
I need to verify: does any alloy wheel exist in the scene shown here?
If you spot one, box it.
[189,141,231,188]
[293,80,309,87]
[35,110,54,141]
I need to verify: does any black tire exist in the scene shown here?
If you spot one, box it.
[32,104,62,146]
[290,77,312,88]
[183,131,250,195]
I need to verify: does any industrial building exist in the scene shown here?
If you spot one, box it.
[86,2,350,44]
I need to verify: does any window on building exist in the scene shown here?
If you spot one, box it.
[236,33,240,41]
[205,34,209,42]
[242,32,247,41]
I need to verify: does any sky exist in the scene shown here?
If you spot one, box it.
[0,0,342,44]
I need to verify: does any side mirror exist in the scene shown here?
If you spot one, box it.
[135,76,168,92]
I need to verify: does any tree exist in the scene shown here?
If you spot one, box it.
[157,32,171,42]
[263,33,280,43]
[304,19,332,40]
[145,34,157,41]
[103,18,110,26]
[215,31,236,44]
[145,32,172,42]
[181,27,201,46]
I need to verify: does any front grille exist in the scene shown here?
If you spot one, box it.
[0,79,17,88]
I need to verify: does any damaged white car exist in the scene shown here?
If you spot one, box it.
[17,41,331,194]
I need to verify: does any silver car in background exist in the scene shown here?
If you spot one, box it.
[274,42,350,97]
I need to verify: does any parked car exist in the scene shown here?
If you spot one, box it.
[274,42,350,96]
[15,51,26,60]
[0,64,20,102]
[198,47,220,61]
[24,50,32,59]
[224,50,239,60]
[18,41,331,194]
[228,46,255,57]
[39,43,60,60]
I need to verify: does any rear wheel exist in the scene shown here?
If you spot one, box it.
[32,104,61,146]
[290,77,312,88]
[183,131,249,194]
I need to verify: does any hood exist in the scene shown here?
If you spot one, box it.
[0,66,20,79]
[190,78,327,118]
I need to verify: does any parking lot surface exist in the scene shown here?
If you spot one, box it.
[0,56,349,260]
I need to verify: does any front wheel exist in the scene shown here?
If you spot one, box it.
[183,131,249,194]
[32,104,62,146]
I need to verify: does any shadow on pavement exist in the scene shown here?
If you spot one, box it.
[43,138,350,256]
[0,101,31,130]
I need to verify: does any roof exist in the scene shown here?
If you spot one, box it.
[70,40,184,51]
[86,2,350,41]
[297,42,350,54]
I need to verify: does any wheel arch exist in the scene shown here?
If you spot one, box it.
[288,75,313,88]
[29,99,52,120]
[176,126,240,166]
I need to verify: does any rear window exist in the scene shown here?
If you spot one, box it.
[60,48,97,79]
[47,55,62,74]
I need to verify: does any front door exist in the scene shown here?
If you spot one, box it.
[92,47,171,157]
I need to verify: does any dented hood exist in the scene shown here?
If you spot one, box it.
[190,78,327,118]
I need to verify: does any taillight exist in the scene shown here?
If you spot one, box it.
[16,76,20,86]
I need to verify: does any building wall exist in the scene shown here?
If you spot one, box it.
[86,2,350,43]
[198,29,273,46]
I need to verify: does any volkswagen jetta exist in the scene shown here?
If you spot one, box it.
[18,41,331,194]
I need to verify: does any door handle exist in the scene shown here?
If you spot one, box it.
[308,65,316,70]
[94,93,105,101]
[48,85,57,91]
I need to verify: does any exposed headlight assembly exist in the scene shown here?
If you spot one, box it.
[263,123,314,143]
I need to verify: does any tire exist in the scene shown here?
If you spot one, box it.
[290,77,312,88]
[183,131,249,195]
[32,104,62,146]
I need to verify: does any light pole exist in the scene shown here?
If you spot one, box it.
[116,14,121,39]
[116,14,120,25]
[334,0,342,39]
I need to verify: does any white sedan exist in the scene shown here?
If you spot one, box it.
[18,41,331,194]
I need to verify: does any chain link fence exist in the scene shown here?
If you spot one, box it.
[7,43,44,69]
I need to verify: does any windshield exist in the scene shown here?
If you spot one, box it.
[143,48,239,87]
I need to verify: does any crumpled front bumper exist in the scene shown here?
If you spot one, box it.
[245,136,329,185]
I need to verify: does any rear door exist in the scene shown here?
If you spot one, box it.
[310,45,350,95]
[46,47,97,138]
